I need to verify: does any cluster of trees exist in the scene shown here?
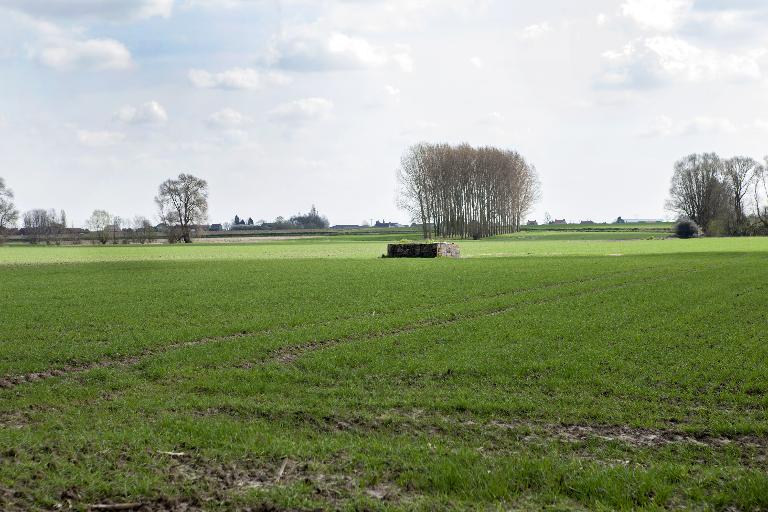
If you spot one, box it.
[397,143,540,239]
[21,209,70,244]
[668,153,768,236]
[85,211,155,245]
[285,205,329,229]
[229,206,329,230]
[232,215,255,227]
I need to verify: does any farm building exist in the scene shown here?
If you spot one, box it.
[374,220,403,228]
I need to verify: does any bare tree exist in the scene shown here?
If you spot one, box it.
[397,143,435,238]
[86,209,114,245]
[0,178,19,234]
[155,173,208,243]
[722,156,759,234]
[112,216,125,244]
[755,160,768,231]
[667,153,726,234]
[132,216,154,244]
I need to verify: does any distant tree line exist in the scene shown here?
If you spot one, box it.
[0,173,209,245]
[21,209,70,244]
[85,210,155,245]
[229,205,329,231]
[397,143,541,239]
[667,153,768,236]
[1,172,336,245]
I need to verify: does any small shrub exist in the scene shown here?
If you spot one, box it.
[467,220,483,240]
[674,219,699,239]
[707,218,729,237]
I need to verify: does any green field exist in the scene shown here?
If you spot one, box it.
[1,232,767,510]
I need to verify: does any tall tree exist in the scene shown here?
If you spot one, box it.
[133,216,154,244]
[155,173,208,243]
[86,210,114,245]
[667,153,726,234]
[0,178,19,232]
[722,156,759,234]
[754,160,768,230]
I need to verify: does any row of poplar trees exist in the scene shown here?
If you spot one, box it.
[397,143,541,239]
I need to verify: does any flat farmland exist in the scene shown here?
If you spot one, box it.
[1,235,767,510]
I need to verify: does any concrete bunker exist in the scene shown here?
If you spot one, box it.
[386,242,460,258]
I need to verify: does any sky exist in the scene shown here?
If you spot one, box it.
[2,0,768,227]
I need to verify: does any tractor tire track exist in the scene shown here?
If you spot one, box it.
[270,265,721,364]
[0,262,724,390]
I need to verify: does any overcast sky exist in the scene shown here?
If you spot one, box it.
[2,0,768,226]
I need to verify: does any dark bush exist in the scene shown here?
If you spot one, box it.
[674,219,699,239]
[468,221,482,240]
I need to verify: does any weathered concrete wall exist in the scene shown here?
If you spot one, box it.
[386,242,460,258]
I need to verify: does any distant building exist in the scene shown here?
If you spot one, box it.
[580,220,595,225]
[374,220,402,228]
[209,224,223,231]
[552,219,567,225]
[527,220,538,226]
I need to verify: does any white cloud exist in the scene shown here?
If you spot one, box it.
[384,84,401,99]
[596,13,609,27]
[183,0,244,8]
[364,85,402,108]
[519,22,552,40]
[188,67,291,90]
[620,0,693,32]
[0,0,173,20]
[641,115,737,137]
[76,129,126,147]
[115,101,168,125]
[317,0,492,33]
[205,108,252,129]
[268,97,333,124]
[470,56,484,69]
[477,112,504,125]
[34,37,133,71]
[383,84,401,105]
[598,36,763,88]
[265,29,413,72]
[22,19,134,71]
